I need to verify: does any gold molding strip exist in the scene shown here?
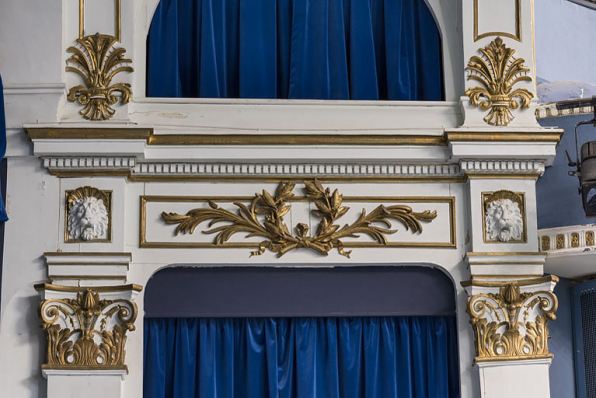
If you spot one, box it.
[42,364,129,372]
[473,0,521,42]
[140,192,456,251]
[444,131,562,143]
[461,275,558,288]
[467,252,543,256]
[44,252,132,257]
[25,128,445,146]
[26,127,563,146]
[50,275,127,281]
[471,274,543,279]
[26,128,153,140]
[34,283,142,292]
[147,134,446,146]
[79,0,121,41]
[475,354,553,363]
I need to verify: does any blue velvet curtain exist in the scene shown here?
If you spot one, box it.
[144,317,460,398]
[147,0,443,100]
[0,75,9,222]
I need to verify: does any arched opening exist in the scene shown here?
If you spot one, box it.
[143,265,460,397]
[145,0,444,101]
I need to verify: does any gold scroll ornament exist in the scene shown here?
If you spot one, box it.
[464,37,534,126]
[162,180,437,258]
[66,33,133,121]
[39,288,138,368]
[467,281,558,360]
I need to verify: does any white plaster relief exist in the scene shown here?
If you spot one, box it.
[486,199,524,242]
[67,196,109,241]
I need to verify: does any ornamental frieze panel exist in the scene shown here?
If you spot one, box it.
[141,180,456,255]
[462,276,558,361]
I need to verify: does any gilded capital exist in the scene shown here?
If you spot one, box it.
[37,284,141,370]
[462,276,558,362]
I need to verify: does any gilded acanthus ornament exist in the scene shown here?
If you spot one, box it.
[162,180,437,258]
[66,33,133,121]
[467,283,557,360]
[66,186,111,242]
[464,37,534,126]
[39,288,138,368]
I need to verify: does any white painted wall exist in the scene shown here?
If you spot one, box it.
[535,0,596,85]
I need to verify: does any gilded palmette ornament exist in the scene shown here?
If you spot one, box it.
[467,283,557,359]
[464,37,534,126]
[66,33,133,121]
[162,180,437,258]
[39,288,137,368]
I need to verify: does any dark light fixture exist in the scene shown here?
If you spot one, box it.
[556,96,596,216]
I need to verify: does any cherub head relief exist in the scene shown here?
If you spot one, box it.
[485,191,524,242]
[66,187,110,241]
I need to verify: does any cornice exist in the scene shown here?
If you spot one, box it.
[460,159,546,179]
[41,157,467,181]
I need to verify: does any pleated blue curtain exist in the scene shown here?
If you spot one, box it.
[0,75,9,222]
[144,317,460,398]
[146,0,443,100]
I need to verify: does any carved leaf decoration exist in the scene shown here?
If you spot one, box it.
[66,33,134,121]
[467,285,558,359]
[464,37,534,126]
[161,180,437,258]
[39,290,137,368]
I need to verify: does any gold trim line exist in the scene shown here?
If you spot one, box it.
[34,283,142,292]
[445,132,562,143]
[473,0,521,42]
[475,354,553,363]
[461,275,558,288]
[44,252,132,257]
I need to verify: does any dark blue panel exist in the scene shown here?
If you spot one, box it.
[571,278,596,398]
[549,278,576,398]
[144,266,456,318]
[146,0,443,101]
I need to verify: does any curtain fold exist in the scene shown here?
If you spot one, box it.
[147,0,443,100]
[0,75,9,222]
[144,317,460,398]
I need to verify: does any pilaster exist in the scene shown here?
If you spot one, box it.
[36,283,142,398]
[461,0,538,128]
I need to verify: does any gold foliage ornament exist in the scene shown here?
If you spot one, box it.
[467,284,557,360]
[464,37,534,126]
[162,180,437,258]
[66,33,133,121]
[39,288,137,368]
